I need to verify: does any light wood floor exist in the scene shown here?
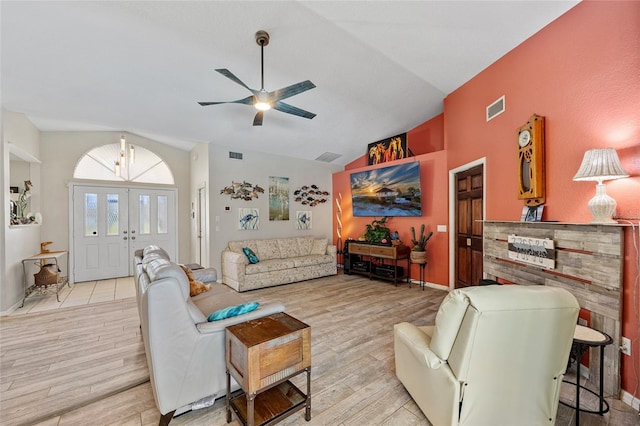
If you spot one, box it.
[1,273,637,425]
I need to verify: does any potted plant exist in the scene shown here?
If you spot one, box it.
[364,216,391,244]
[410,224,433,263]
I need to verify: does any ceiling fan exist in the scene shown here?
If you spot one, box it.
[199,30,316,126]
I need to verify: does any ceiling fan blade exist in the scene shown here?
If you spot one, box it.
[253,111,264,126]
[273,101,316,120]
[269,80,316,102]
[198,95,255,107]
[215,69,258,94]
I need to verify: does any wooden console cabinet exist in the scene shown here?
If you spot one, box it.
[345,241,410,285]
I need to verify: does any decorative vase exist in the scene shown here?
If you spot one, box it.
[410,251,427,264]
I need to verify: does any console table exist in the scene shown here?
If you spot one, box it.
[346,242,410,285]
[226,312,311,426]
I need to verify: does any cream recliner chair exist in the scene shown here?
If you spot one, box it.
[394,285,579,426]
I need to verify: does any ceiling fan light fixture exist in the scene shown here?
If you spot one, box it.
[199,29,315,125]
[255,88,271,111]
[254,101,271,111]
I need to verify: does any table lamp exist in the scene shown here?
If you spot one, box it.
[573,148,628,223]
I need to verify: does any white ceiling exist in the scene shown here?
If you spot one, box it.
[1,1,579,166]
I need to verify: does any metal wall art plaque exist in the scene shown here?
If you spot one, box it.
[507,235,556,269]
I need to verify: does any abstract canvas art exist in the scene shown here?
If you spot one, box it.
[269,176,289,221]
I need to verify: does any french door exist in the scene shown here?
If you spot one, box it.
[72,185,177,282]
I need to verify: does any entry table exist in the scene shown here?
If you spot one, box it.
[560,324,612,425]
[20,251,69,307]
[226,312,311,426]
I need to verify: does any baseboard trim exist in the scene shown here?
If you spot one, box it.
[409,279,449,291]
[621,389,640,411]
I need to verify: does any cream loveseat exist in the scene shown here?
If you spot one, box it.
[134,246,285,425]
[222,236,337,292]
[394,285,579,426]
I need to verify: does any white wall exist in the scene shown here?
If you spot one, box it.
[207,144,341,273]
[39,131,191,266]
[2,110,42,313]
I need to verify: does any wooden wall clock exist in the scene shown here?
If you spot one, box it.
[517,114,545,206]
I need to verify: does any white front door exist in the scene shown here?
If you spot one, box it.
[73,186,130,282]
[72,185,178,282]
[128,188,177,261]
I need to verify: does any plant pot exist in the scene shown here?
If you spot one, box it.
[410,251,427,264]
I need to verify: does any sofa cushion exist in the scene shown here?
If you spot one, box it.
[296,237,314,256]
[143,245,170,260]
[207,302,260,322]
[277,238,300,258]
[145,260,190,301]
[291,254,335,267]
[256,239,281,260]
[242,247,260,264]
[311,238,328,255]
[246,258,295,275]
[192,285,246,315]
[229,240,257,255]
[191,267,217,284]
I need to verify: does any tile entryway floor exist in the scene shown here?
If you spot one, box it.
[9,276,135,316]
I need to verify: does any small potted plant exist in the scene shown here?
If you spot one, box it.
[364,216,391,244]
[410,224,433,263]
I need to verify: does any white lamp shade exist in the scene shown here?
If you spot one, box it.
[573,148,629,182]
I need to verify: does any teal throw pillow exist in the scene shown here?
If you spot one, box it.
[208,302,260,322]
[242,247,259,264]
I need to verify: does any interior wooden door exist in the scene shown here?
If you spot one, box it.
[455,164,484,288]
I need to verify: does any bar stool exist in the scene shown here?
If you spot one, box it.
[560,324,613,425]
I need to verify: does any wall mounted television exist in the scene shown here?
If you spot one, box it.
[350,162,422,217]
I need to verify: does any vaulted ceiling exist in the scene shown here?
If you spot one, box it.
[1,1,578,166]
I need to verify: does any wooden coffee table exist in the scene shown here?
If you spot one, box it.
[225,312,311,426]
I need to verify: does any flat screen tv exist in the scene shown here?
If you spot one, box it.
[350,162,422,217]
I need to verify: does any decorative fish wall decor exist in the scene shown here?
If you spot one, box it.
[293,184,329,207]
[220,181,265,201]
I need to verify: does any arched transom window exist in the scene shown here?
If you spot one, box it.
[74,143,174,184]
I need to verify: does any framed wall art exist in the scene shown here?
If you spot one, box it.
[269,176,289,221]
[238,208,259,230]
[295,211,312,230]
[367,133,407,165]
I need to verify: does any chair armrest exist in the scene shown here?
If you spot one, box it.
[195,303,286,334]
[394,322,444,369]
[326,245,337,258]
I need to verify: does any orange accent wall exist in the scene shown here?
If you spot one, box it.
[333,149,449,287]
[334,0,639,401]
[444,0,640,400]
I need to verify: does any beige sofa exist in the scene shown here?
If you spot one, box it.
[133,245,285,424]
[222,236,337,292]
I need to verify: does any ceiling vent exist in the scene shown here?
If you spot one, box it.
[229,151,243,160]
[315,152,342,163]
[486,95,505,122]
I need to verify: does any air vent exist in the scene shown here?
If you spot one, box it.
[486,95,505,121]
[229,151,243,160]
[315,152,342,163]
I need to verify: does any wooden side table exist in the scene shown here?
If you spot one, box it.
[226,312,311,426]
